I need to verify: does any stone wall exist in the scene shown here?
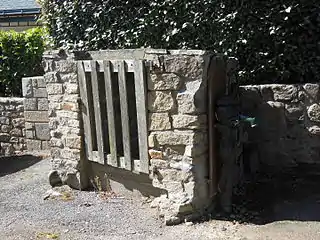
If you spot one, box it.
[240,84,320,170]
[22,76,50,151]
[0,97,26,155]
[42,49,215,225]
[43,51,87,189]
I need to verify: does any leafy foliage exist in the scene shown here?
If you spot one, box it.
[0,28,47,96]
[41,0,320,84]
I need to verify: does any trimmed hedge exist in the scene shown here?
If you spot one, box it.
[41,1,320,84]
[0,28,47,96]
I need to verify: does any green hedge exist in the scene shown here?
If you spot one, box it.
[41,0,320,84]
[0,28,47,96]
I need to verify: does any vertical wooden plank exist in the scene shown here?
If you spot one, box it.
[134,60,149,174]
[77,61,93,161]
[103,60,118,167]
[118,61,132,171]
[90,60,105,165]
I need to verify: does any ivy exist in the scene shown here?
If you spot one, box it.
[41,0,320,84]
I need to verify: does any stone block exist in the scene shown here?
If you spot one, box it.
[38,98,49,111]
[148,73,181,90]
[12,118,25,128]
[184,144,208,157]
[10,128,22,137]
[25,122,34,130]
[1,142,14,155]
[153,131,201,146]
[1,125,11,133]
[285,104,304,122]
[172,115,207,129]
[65,136,81,149]
[33,88,48,98]
[0,133,10,142]
[0,117,9,125]
[36,77,46,88]
[68,119,80,128]
[54,60,77,73]
[61,102,78,112]
[60,73,78,83]
[24,111,49,122]
[35,123,50,140]
[24,98,37,111]
[149,113,171,130]
[42,141,50,150]
[65,83,79,94]
[22,78,33,97]
[148,91,175,112]
[50,138,64,148]
[44,72,60,83]
[10,137,19,143]
[272,85,298,101]
[148,149,163,159]
[163,56,203,79]
[56,110,79,120]
[47,83,64,95]
[25,130,34,139]
[26,139,42,151]
[308,104,320,122]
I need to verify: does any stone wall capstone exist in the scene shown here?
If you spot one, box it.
[240,83,320,170]
[0,97,26,155]
[22,76,50,151]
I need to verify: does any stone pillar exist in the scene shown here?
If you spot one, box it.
[43,51,88,189]
[146,52,210,224]
[22,76,50,151]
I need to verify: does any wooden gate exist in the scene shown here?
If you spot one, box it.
[77,60,149,174]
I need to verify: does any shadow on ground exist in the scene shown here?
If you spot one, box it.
[210,164,320,225]
[0,155,42,177]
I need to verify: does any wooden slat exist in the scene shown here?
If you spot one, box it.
[103,60,118,167]
[118,61,132,171]
[90,60,105,165]
[77,61,93,161]
[133,60,149,174]
[83,60,135,73]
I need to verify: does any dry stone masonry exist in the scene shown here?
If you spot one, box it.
[0,97,26,156]
[22,76,50,151]
[43,51,86,189]
[240,83,320,170]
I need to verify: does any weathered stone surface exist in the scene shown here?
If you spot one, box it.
[176,91,206,114]
[44,72,60,83]
[148,149,163,159]
[65,136,81,149]
[26,139,42,151]
[148,91,175,112]
[33,88,48,98]
[24,111,49,122]
[149,113,171,130]
[172,115,207,129]
[65,83,79,94]
[152,131,205,146]
[60,73,78,83]
[54,60,77,73]
[47,83,64,95]
[0,133,10,142]
[24,98,37,111]
[35,123,50,140]
[148,73,181,90]
[36,77,46,88]
[285,104,304,121]
[56,110,79,120]
[303,83,319,101]
[308,126,320,136]
[25,122,34,130]
[163,56,203,79]
[25,130,34,139]
[10,128,22,137]
[1,125,11,133]
[38,98,49,110]
[272,85,298,101]
[50,138,64,148]
[12,118,25,128]
[22,78,33,97]
[308,104,320,122]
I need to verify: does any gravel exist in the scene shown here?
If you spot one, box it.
[1,155,320,240]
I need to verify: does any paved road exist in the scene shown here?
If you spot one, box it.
[1,155,320,240]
